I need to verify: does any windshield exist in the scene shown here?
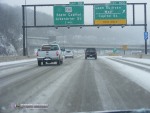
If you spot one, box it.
[0,0,150,113]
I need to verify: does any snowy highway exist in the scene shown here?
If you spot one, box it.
[0,56,150,113]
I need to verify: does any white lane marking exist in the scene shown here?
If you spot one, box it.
[89,61,116,110]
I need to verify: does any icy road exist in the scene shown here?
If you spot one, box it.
[0,56,150,113]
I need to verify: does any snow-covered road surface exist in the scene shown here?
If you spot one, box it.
[0,56,150,113]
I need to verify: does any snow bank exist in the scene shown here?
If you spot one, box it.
[121,57,150,64]
[99,56,150,92]
[0,58,36,66]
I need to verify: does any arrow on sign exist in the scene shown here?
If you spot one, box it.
[122,10,126,13]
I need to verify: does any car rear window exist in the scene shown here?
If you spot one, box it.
[42,45,59,51]
[86,48,96,52]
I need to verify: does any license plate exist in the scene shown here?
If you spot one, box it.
[45,58,51,60]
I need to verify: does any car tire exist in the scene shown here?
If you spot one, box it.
[57,60,60,65]
[43,61,46,65]
[61,60,63,64]
[38,61,41,66]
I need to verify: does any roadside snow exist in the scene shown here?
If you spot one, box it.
[109,58,150,70]
[121,57,150,64]
[0,58,36,66]
[104,56,150,64]
[99,56,150,92]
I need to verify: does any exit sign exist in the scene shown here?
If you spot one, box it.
[94,1,127,25]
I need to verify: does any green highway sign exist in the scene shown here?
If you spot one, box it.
[94,1,127,25]
[113,48,117,53]
[53,5,84,25]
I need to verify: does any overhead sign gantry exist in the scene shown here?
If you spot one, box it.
[22,1,148,56]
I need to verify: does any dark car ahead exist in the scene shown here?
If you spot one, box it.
[85,48,97,59]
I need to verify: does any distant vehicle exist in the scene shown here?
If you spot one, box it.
[64,50,74,58]
[37,44,63,66]
[85,48,97,59]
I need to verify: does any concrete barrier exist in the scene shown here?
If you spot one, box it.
[0,56,36,63]
[142,54,150,59]
[108,53,121,56]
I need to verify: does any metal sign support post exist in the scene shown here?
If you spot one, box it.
[22,6,26,56]
[144,3,147,54]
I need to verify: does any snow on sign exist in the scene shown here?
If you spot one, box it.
[53,2,84,25]
[94,1,127,25]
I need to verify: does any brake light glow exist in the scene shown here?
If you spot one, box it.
[36,51,38,56]
[56,51,59,56]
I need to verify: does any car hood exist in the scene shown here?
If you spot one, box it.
[72,109,150,113]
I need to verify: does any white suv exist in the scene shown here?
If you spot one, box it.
[64,50,74,59]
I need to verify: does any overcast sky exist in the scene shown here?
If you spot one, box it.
[0,0,149,44]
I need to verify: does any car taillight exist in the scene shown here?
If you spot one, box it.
[56,51,59,56]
